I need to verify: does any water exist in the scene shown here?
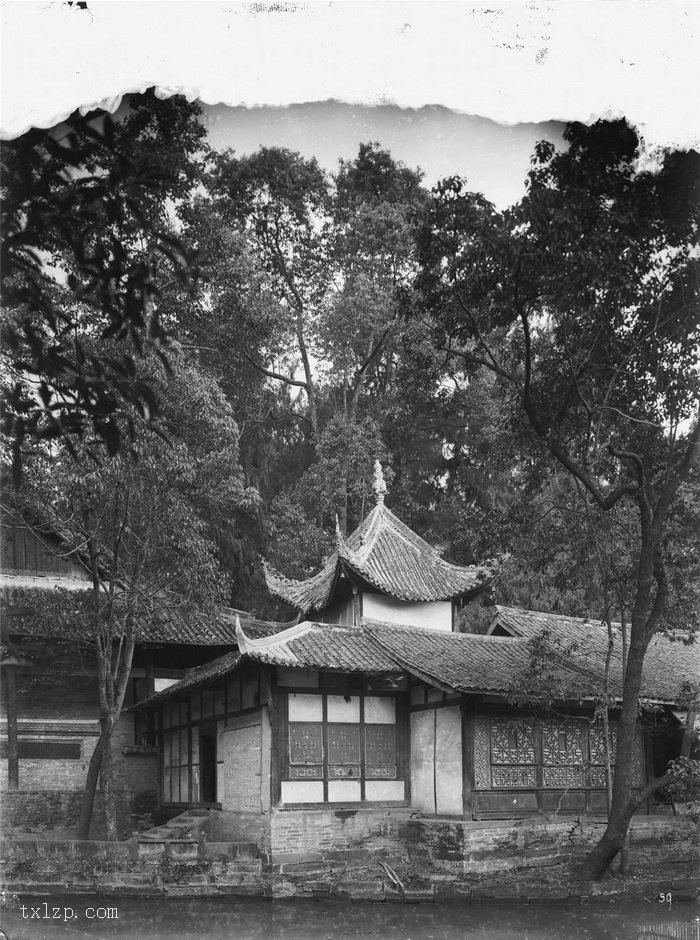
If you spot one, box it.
[1,895,698,940]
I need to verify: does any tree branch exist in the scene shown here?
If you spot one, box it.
[243,353,309,390]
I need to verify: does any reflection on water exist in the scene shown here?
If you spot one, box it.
[1,896,698,940]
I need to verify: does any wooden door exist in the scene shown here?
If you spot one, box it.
[410,705,462,816]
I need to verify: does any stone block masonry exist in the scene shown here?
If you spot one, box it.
[403,815,700,889]
[1,839,263,897]
[0,814,697,900]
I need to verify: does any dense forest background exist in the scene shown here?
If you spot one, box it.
[2,92,698,630]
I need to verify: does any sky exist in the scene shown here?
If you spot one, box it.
[201,102,565,209]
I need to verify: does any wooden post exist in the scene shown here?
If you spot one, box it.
[3,667,19,789]
[461,698,475,819]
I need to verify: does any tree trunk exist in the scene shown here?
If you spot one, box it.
[101,717,119,841]
[618,613,630,875]
[578,622,648,880]
[77,733,104,840]
[681,707,697,759]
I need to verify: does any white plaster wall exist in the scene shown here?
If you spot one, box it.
[328,780,361,802]
[363,595,452,631]
[365,780,405,801]
[281,780,323,803]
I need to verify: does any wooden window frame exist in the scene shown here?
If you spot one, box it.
[283,689,405,803]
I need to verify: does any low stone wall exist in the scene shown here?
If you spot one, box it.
[1,815,697,900]
[404,815,700,885]
[0,789,157,840]
[0,838,262,897]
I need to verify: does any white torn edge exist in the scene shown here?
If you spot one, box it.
[2,1,699,156]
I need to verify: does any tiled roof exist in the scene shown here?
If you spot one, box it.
[363,620,587,696]
[129,621,400,710]
[0,577,286,646]
[126,650,243,710]
[238,620,399,673]
[141,608,289,646]
[132,611,694,711]
[263,558,340,615]
[265,503,494,613]
[489,606,699,704]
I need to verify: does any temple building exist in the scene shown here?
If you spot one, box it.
[1,465,696,850]
[125,465,695,843]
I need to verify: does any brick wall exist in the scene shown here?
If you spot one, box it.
[0,789,157,840]
[208,810,267,845]
[0,714,158,795]
[268,807,412,897]
[270,806,410,856]
[111,718,160,793]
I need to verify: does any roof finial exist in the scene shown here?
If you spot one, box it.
[373,460,387,505]
[335,513,344,551]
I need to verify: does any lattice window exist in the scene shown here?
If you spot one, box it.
[492,766,537,788]
[542,718,585,766]
[589,723,643,787]
[328,724,360,764]
[589,721,617,766]
[473,716,491,789]
[289,723,324,765]
[162,726,191,803]
[365,725,396,779]
[490,718,536,765]
[285,693,400,798]
[543,766,586,788]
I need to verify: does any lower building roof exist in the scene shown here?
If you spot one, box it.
[489,606,700,705]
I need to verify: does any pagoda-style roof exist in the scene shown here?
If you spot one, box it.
[265,501,495,614]
[265,461,495,615]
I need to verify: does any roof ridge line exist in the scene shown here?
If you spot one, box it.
[237,617,312,651]
[362,619,531,642]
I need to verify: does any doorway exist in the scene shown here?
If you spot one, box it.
[410,705,463,815]
[199,726,217,803]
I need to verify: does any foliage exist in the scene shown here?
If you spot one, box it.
[418,118,700,878]
[170,142,434,601]
[1,91,207,482]
[2,347,254,837]
[506,627,605,711]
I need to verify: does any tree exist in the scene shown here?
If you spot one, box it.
[1,91,207,483]
[3,348,256,839]
[418,120,700,878]
[173,143,435,604]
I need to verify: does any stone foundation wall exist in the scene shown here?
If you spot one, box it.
[0,789,157,840]
[405,815,700,879]
[1,838,262,897]
[208,810,267,845]
[1,814,697,900]
[267,807,412,897]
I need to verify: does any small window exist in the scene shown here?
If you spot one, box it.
[0,739,81,760]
